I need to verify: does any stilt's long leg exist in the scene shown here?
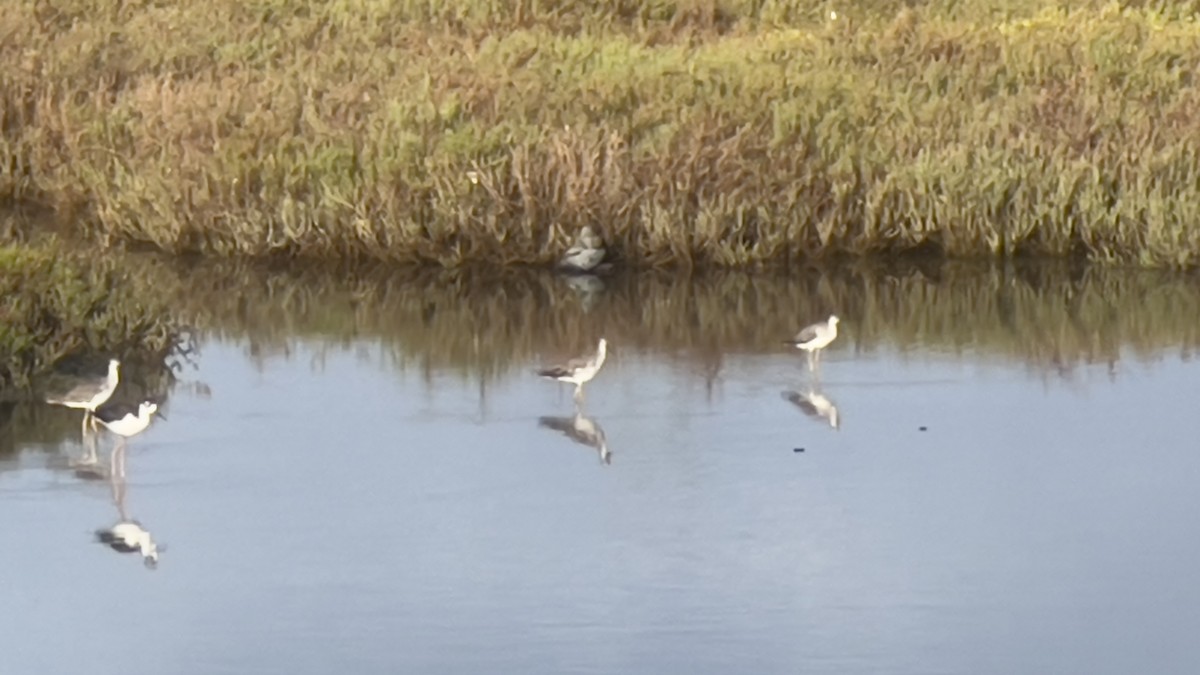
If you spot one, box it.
[110,443,129,520]
[111,440,127,479]
[85,429,98,464]
[80,412,89,439]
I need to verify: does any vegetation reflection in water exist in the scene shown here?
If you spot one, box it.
[149,256,1200,378]
[5,255,1198,454]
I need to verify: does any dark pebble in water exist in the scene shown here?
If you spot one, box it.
[793,447,805,453]
[919,426,928,431]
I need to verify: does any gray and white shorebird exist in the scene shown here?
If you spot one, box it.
[538,410,612,465]
[783,389,841,430]
[558,225,607,273]
[94,400,163,449]
[537,338,608,404]
[45,358,121,437]
[787,315,840,371]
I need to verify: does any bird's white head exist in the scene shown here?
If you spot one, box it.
[828,315,840,326]
[139,401,160,420]
[107,359,121,376]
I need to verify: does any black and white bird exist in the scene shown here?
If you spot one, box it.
[95,521,159,568]
[45,359,121,437]
[538,411,612,465]
[537,338,608,404]
[787,315,840,371]
[94,400,163,445]
[783,389,841,430]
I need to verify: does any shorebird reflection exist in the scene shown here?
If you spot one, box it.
[782,389,841,430]
[538,409,612,465]
[94,444,162,569]
[70,431,110,481]
[560,273,606,312]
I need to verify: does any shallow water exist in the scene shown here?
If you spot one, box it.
[2,263,1200,674]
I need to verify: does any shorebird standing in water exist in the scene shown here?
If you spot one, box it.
[537,338,608,404]
[45,359,121,438]
[91,400,165,568]
[93,400,163,451]
[788,315,840,372]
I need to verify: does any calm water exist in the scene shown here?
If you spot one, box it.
[2,264,1200,674]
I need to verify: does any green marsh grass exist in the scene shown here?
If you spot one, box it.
[2,1,1200,266]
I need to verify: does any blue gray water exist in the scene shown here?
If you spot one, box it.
[2,267,1199,674]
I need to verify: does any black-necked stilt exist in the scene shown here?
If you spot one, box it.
[93,400,163,446]
[787,315,840,371]
[45,359,121,437]
[95,521,159,568]
[783,389,841,430]
[537,338,608,404]
[539,411,612,465]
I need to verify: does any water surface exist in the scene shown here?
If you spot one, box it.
[2,263,1199,674]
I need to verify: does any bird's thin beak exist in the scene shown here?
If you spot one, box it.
[154,411,167,421]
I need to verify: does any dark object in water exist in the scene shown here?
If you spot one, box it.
[919,426,928,431]
[793,447,805,453]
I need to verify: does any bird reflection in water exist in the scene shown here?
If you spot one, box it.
[85,399,166,569]
[94,444,162,569]
[70,437,111,481]
[782,388,841,431]
[560,273,606,312]
[538,407,612,466]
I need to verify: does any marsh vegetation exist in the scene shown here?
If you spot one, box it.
[3,1,1200,266]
